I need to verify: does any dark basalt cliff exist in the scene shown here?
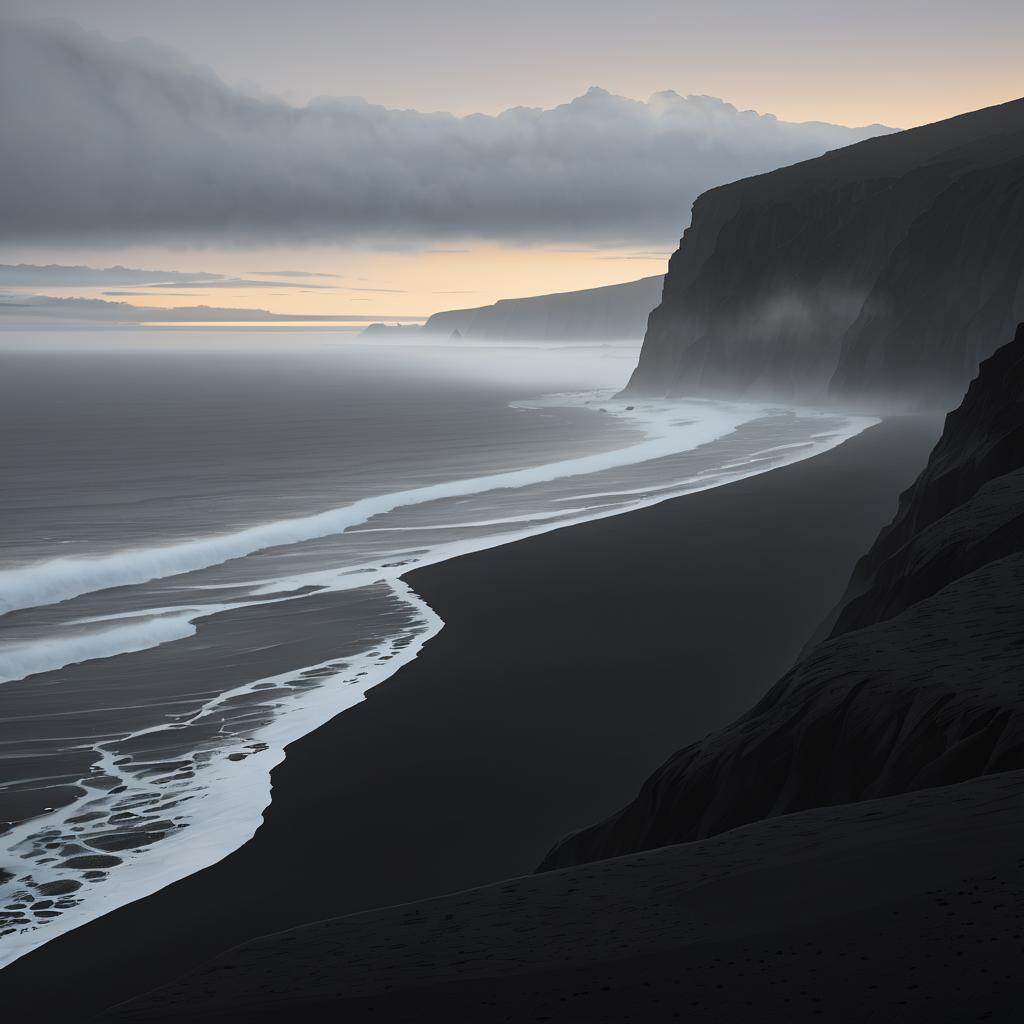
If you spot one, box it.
[422,274,663,342]
[828,324,1024,633]
[626,99,1024,404]
[542,325,1024,870]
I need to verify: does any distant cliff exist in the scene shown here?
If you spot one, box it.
[542,324,1024,869]
[626,98,1024,405]
[423,275,663,342]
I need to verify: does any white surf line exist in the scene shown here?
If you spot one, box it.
[547,432,848,503]
[0,407,875,684]
[0,616,198,685]
[350,503,618,532]
[246,411,878,599]
[0,587,329,686]
[0,397,755,617]
[0,578,442,970]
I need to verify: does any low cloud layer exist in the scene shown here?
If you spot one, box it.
[0,294,420,323]
[147,278,335,289]
[1,17,893,246]
[0,264,221,287]
[0,264,337,289]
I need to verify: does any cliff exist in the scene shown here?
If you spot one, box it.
[542,324,1024,869]
[626,98,1024,405]
[422,275,663,341]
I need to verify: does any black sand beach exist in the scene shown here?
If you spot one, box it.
[0,418,941,1018]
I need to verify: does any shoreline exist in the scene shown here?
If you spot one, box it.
[0,416,941,1017]
[0,399,868,968]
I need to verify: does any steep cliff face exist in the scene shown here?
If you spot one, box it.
[829,324,1024,632]
[831,158,1024,401]
[422,275,663,342]
[626,99,1024,405]
[542,325,1024,869]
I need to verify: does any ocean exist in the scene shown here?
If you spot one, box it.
[0,329,875,965]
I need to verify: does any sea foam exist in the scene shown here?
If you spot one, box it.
[0,614,197,684]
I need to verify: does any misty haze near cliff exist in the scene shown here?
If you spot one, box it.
[1,16,892,247]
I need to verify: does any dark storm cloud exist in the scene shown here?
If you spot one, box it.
[1,17,893,245]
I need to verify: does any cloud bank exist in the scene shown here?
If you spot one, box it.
[0,295,420,323]
[0,264,222,287]
[0,264,337,289]
[1,17,893,246]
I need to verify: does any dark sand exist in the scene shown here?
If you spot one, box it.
[104,770,1024,1022]
[0,418,940,1018]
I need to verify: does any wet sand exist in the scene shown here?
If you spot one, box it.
[0,417,941,1018]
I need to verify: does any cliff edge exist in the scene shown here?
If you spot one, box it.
[626,99,1024,405]
[422,275,663,342]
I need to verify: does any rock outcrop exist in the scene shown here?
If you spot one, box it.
[626,98,1024,405]
[423,275,663,342]
[542,325,1024,869]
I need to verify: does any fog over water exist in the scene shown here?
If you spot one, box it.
[0,332,874,964]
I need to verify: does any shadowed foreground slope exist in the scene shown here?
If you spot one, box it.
[105,771,1024,1022]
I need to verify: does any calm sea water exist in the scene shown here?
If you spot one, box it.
[0,329,875,965]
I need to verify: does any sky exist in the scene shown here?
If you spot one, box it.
[2,1,1021,320]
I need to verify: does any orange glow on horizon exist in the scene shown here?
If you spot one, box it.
[2,244,673,320]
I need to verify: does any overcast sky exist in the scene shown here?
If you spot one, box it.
[1,1,1020,317]
[5,0,1021,127]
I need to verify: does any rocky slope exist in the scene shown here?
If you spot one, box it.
[626,98,1024,404]
[542,324,1024,869]
[422,274,663,341]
